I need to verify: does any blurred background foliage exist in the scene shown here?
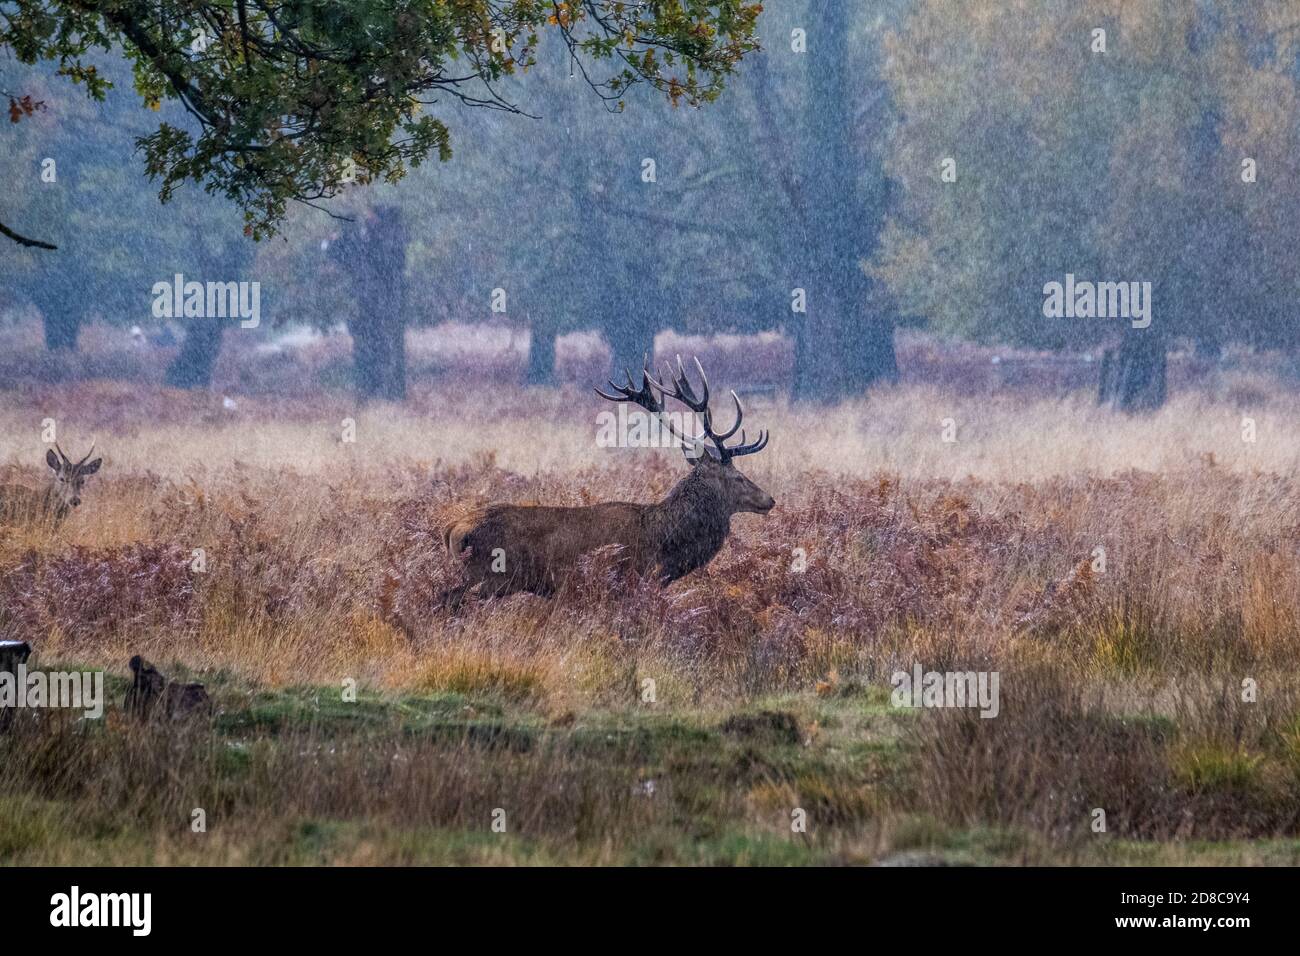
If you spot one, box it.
[3,0,1300,409]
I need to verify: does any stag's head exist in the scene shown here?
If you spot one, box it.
[597,356,775,516]
[45,443,102,510]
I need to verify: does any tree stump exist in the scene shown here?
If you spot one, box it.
[0,640,32,732]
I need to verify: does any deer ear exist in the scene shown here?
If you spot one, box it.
[78,458,102,476]
[46,449,61,472]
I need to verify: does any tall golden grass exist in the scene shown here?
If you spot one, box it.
[3,373,1299,695]
[3,336,1300,862]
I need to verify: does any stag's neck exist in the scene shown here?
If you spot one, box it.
[36,485,69,522]
[643,470,732,583]
[38,484,69,521]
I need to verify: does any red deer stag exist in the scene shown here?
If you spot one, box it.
[0,444,102,526]
[441,357,774,606]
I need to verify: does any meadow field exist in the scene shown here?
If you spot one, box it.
[3,326,1300,865]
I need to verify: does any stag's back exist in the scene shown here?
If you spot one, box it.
[444,500,649,596]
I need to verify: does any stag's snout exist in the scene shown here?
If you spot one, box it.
[729,471,775,514]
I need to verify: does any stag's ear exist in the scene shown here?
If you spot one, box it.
[46,448,61,472]
[78,458,102,476]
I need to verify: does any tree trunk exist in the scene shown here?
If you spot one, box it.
[379,309,407,401]
[42,310,80,352]
[1098,333,1166,412]
[350,308,406,401]
[526,314,558,386]
[606,312,656,382]
[781,2,896,402]
[164,319,224,389]
[850,314,899,387]
[791,272,897,402]
[790,309,816,399]
[348,316,381,397]
[333,207,409,401]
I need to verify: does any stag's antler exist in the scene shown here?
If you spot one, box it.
[594,363,663,416]
[53,442,96,468]
[647,356,768,463]
[596,355,768,463]
[595,362,704,452]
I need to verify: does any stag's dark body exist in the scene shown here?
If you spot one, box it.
[441,357,774,606]
[443,456,769,604]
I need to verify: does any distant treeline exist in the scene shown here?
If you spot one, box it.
[3,1,1299,409]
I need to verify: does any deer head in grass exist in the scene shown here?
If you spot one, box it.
[0,443,102,525]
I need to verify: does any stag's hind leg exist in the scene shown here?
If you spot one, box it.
[438,582,477,611]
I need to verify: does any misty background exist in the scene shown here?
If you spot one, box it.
[3,0,1298,412]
